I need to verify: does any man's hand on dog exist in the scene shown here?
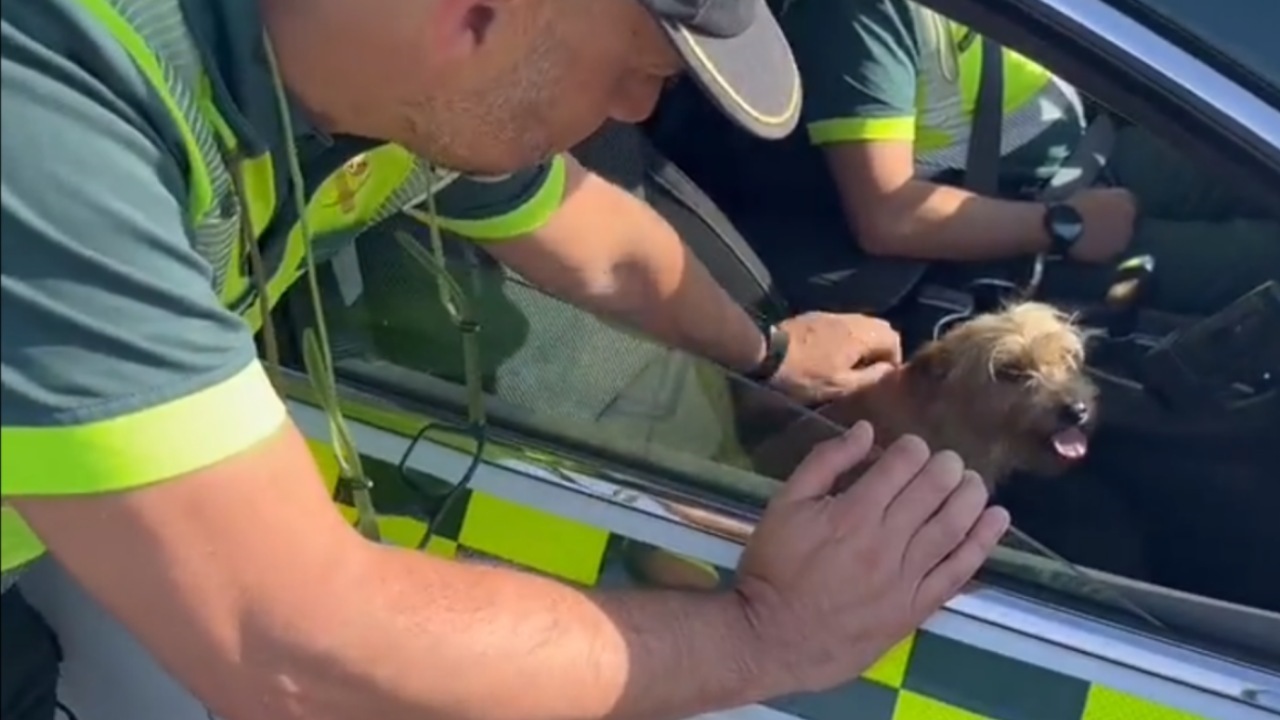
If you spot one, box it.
[772,312,903,405]
[735,423,1011,696]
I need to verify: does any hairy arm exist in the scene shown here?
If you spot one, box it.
[784,0,1049,260]
[0,36,781,720]
[479,156,767,372]
[14,427,775,720]
[825,140,1050,260]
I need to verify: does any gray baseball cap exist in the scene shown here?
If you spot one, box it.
[640,0,800,139]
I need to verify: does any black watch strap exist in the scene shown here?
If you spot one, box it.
[744,322,789,383]
[1043,202,1085,257]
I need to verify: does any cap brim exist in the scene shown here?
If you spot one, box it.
[659,0,800,141]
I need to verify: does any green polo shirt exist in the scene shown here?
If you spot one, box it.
[778,0,1087,190]
[0,0,563,573]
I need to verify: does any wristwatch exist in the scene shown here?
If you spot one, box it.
[1043,202,1085,257]
[743,321,789,383]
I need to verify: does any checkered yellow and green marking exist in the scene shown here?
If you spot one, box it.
[310,442,1208,720]
[311,440,612,586]
[772,631,1209,720]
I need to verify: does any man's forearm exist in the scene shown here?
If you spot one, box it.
[488,166,766,373]
[864,179,1050,260]
[258,545,780,720]
[589,235,766,372]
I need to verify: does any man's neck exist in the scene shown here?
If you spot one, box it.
[257,0,383,137]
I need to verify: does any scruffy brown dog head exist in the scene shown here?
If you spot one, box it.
[749,302,1099,489]
[905,302,1099,482]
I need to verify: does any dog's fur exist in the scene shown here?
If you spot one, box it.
[628,303,1108,591]
[751,302,1100,490]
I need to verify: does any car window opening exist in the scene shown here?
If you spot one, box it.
[277,3,1280,664]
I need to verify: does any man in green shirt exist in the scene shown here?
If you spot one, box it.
[0,0,1010,718]
[779,0,1279,315]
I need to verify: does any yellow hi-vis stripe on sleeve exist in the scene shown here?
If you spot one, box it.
[412,154,569,242]
[807,116,917,145]
[1,362,285,496]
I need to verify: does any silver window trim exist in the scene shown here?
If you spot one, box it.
[1036,0,1280,148]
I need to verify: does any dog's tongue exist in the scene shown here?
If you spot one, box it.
[1052,427,1089,460]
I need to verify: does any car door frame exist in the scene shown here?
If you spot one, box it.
[281,362,1278,718]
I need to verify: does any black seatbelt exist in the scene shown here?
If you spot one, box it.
[966,37,1115,201]
[965,37,1004,195]
[970,39,1118,205]
[963,38,1046,299]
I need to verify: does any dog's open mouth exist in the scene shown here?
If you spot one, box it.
[1051,427,1090,461]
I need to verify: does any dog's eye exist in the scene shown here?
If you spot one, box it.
[994,365,1029,383]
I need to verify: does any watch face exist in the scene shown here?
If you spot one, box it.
[1048,203,1085,243]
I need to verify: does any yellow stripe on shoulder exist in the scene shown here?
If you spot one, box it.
[1,361,286,495]
[70,0,214,220]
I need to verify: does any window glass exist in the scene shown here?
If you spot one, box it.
[1113,0,1280,100]
[312,213,761,477]
[293,215,1164,630]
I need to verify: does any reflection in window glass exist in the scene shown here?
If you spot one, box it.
[316,215,756,476]
[1120,0,1280,97]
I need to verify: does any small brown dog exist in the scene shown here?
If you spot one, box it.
[626,303,1102,592]
[751,302,1100,490]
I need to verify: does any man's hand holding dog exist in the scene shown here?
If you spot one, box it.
[771,312,903,405]
[735,423,1011,696]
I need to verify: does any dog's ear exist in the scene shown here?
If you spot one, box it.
[907,341,951,383]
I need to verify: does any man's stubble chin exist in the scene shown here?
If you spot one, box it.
[400,99,555,176]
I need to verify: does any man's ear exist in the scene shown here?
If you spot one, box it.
[430,0,507,60]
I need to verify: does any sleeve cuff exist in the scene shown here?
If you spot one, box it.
[807,116,917,145]
[1,361,287,496]
[409,154,569,242]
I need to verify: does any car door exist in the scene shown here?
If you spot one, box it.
[276,220,1276,720]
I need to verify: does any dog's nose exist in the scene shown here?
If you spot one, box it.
[1059,401,1091,427]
